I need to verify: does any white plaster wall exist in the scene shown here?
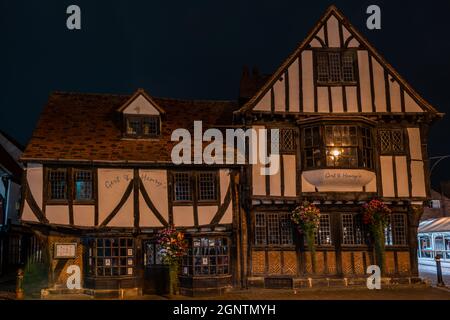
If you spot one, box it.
[287,58,300,112]
[107,196,134,227]
[326,15,340,47]
[254,91,271,112]
[380,156,395,197]
[395,156,410,197]
[122,94,160,115]
[46,205,69,225]
[198,206,218,226]
[73,205,95,227]
[173,206,194,227]
[98,168,133,225]
[139,169,169,222]
[372,57,387,112]
[301,50,315,112]
[407,128,423,160]
[27,163,43,209]
[358,50,372,112]
[283,155,296,197]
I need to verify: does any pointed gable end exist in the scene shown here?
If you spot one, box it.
[118,89,165,116]
[236,5,441,116]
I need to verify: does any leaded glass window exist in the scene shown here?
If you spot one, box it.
[48,169,67,200]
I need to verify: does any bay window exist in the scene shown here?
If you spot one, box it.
[182,237,230,276]
[302,124,374,170]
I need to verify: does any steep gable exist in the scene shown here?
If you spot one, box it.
[236,5,441,116]
[117,89,165,115]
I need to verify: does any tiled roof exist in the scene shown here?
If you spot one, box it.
[21,92,239,164]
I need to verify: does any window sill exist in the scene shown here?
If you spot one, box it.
[46,200,69,205]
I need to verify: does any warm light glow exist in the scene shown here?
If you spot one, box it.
[330,149,341,157]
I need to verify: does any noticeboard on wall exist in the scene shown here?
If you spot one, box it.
[54,243,77,259]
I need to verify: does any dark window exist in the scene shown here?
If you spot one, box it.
[304,126,323,168]
[182,237,229,276]
[303,125,374,169]
[315,50,356,84]
[254,213,293,246]
[198,172,217,201]
[74,169,93,201]
[125,116,160,137]
[379,129,405,154]
[361,127,373,168]
[173,172,192,202]
[89,238,135,277]
[342,213,367,245]
[385,214,407,246]
[172,171,218,203]
[144,242,164,266]
[315,214,332,245]
[48,169,67,200]
[280,129,296,153]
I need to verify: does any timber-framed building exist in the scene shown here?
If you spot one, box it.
[19,6,442,296]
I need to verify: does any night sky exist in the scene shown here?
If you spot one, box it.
[1,0,449,187]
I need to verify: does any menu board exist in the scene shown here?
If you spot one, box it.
[54,243,77,258]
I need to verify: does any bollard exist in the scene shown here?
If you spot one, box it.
[435,254,445,287]
[16,268,24,300]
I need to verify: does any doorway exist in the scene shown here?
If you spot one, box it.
[142,240,169,295]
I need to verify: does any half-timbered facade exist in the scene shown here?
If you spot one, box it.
[234,6,442,288]
[20,90,241,296]
[19,5,442,296]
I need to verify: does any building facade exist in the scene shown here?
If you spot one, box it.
[19,6,442,296]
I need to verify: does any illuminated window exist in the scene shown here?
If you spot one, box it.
[315,50,356,84]
[303,125,374,169]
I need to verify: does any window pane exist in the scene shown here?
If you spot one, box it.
[174,172,192,201]
[48,169,67,200]
[267,213,281,245]
[342,52,355,82]
[280,129,295,152]
[127,118,140,135]
[315,214,332,245]
[74,170,93,200]
[142,117,160,136]
[198,172,217,201]
[317,52,329,82]
[342,214,355,245]
[328,52,342,82]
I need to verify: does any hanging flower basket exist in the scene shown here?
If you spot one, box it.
[291,201,320,273]
[362,199,391,274]
[156,226,188,295]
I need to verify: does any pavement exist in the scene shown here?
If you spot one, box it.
[419,260,450,286]
[4,285,446,300]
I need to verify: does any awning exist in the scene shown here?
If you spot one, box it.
[418,217,450,233]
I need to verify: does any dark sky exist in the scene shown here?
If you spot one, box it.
[1,0,449,187]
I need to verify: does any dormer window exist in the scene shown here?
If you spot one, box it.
[118,90,165,139]
[125,115,160,138]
